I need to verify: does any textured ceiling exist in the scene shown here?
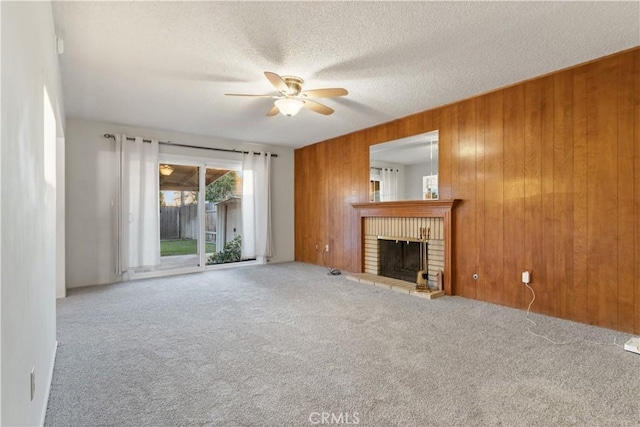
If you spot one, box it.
[52,1,639,149]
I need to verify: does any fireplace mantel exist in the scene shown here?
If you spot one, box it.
[352,200,458,295]
[351,200,457,217]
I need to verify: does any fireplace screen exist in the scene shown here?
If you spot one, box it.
[378,239,421,282]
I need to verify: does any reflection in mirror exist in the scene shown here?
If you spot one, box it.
[369,130,438,201]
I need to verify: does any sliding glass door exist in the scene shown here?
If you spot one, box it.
[141,155,252,277]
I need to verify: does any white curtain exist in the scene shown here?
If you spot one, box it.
[380,168,398,201]
[241,152,272,259]
[117,135,160,273]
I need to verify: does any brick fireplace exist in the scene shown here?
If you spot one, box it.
[364,217,445,288]
[352,200,457,294]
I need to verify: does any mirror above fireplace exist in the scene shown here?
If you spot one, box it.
[369,130,438,202]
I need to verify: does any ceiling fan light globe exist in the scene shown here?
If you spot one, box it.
[275,98,304,117]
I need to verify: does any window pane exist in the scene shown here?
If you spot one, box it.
[204,169,247,265]
[158,164,200,270]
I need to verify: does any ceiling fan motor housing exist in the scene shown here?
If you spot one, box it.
[281,76,304,96]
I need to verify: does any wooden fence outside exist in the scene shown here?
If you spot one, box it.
[160,202,216,240]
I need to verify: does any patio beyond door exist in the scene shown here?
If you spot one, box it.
[158,163,203,270]
[204,168,244,265]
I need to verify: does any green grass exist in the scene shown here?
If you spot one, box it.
[160,239,216,257]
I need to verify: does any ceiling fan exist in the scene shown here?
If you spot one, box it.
[225,71,348,117]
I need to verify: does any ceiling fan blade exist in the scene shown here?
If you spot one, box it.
[302,99,334,115]
[300,88,348,98]
[266,105,279,117]
[264,71,289,93]
[225,93,277,98]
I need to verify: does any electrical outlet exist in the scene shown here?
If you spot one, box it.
[30,367,35,401]
[325,244,329,252]
[522,270,531,285]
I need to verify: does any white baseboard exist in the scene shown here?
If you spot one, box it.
[39,340,58,426]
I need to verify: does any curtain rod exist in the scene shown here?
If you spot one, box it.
[103,134,278,158]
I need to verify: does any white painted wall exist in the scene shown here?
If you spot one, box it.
[65,118,295,288]
[1,1,64,425]
[56,137,66,298]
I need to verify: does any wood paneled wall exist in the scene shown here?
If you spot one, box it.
[295,48,640,333]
